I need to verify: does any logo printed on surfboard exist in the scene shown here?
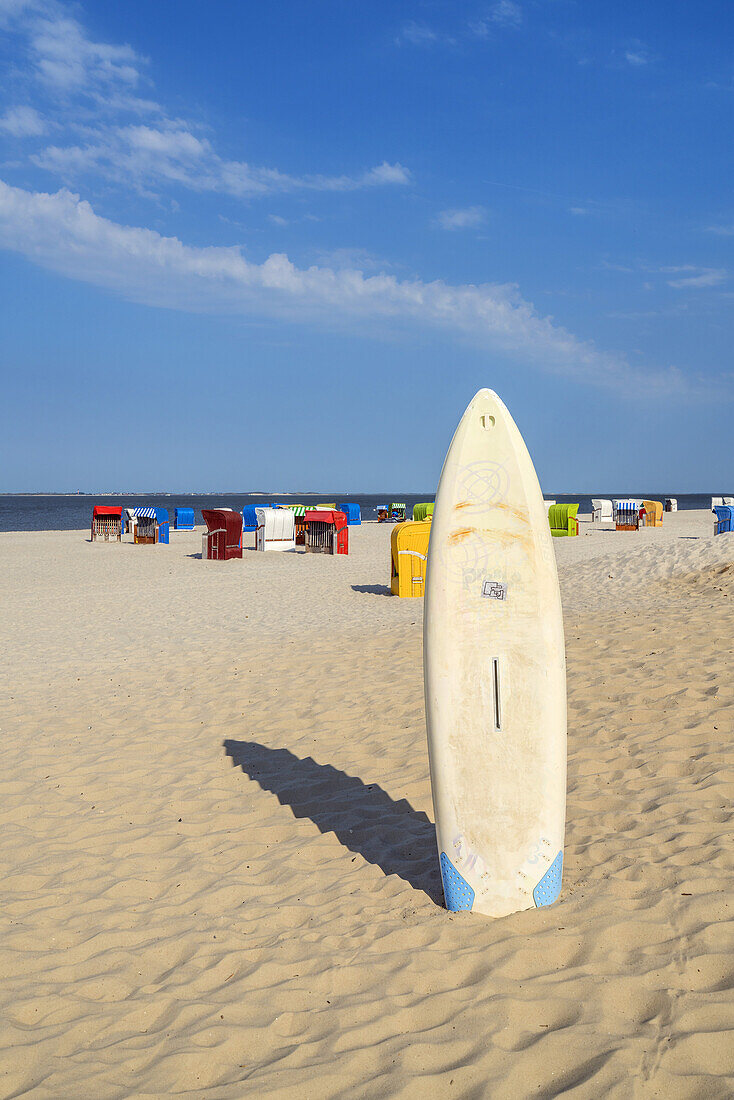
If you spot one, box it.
[455,460,509,507]
[481,579,507,600]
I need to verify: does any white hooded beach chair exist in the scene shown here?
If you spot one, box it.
[591,498,613,523]
[255,507,296,551]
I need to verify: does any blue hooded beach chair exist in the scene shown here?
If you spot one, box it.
[338,503,361,525]
[714,506,734,534]
[154,507,170,544]
[175,507,195,530]
[242,505,259,533]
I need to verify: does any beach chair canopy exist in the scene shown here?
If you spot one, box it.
[305,509,347,526]
[175,507,195,528]
[255,507,296,540]
[548,503,579,537]
[591,498,613,521]
[242,505,259,531]
[641,500,663,526]
[304,510,348,554]
[286,504,307,516]
[391,519,431,596]
[153,506,170,543]
[338,502,361,525]
[92,505,122,518]
[202,509,243,539]
[412,502,434,522]
[714,506,734,533]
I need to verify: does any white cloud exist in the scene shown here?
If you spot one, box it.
[268,214,288,226]
[362,161,410,186]
[706,223,734,237]
[396,22,440,46]
[32,124,411,198]
[603,258,728,290]
[30,12,142,89]
[621,40,653,67]
[471,2,523,36]
[436,205,486,230]
[0,178,690,395]
[0,104,47,135]
[313,247,392,272]
[664,266,727,289]
[2,0,410,200]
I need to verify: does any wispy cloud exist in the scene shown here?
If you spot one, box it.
[602,257,728,290]
[0,103,47,135]
[620,40,655,67]
[435,205,486,230]
[1,0,411,199]
[706,223,734,237]
[30,11,143,90]
[0,178,695,396]
[32,124,412,198]
[398,3,522,48]
[663,265,727,289]
[471,2,523,35]
[395,22,444,47]
[313,247,395,272]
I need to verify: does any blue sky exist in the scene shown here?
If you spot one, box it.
[0,0,732,492]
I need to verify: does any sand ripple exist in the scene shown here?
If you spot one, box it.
[1,515,733,1097]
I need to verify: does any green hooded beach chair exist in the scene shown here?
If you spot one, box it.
[548,503,579,537]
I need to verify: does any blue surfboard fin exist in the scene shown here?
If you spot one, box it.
[440,852,475,911]
[533,850,563,908]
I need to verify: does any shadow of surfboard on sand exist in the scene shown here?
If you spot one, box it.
[223,739,442,904]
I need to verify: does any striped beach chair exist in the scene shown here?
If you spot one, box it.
[613,500,641,530]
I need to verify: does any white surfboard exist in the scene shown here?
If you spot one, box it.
[423,389,566,917]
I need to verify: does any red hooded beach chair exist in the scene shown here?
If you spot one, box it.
[91,505,122,542]
[201,509,243,560]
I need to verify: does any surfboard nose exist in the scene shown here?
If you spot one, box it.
[468,387,500,408]
[463,388,506,434]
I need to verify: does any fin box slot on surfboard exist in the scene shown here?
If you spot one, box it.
[492,658,501,731]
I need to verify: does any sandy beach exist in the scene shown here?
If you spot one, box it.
[2,509,733,1099]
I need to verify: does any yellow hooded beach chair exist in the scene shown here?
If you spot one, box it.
[642,500,663,527]
[391,520,431,597]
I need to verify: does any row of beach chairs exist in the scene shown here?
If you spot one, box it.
[91,503,361,545]
[590,499,667,530]
[201,507,350,559]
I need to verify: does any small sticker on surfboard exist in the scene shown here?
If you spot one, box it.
[481,579,507,600]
